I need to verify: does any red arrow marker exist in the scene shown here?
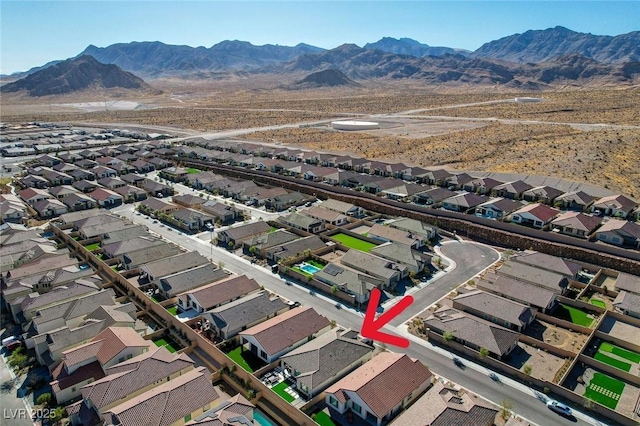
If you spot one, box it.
[361,288,414,348]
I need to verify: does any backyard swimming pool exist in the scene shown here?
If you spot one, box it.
[299,263,321,274]
[254,409,278,426]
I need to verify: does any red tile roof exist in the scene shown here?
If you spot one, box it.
[325,352,432,419]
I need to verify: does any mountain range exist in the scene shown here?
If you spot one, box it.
[0,55,148,96]
[3,26,639,95]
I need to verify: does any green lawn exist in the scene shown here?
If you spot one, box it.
[594,352,632,372]
[555,304,594,327]
[584,372,625,410]
[150,295,162,304]
[314,411,337,426]
[271,381,295,403]
[331,233,378,252]
[226,347,266,373]
[307,259,326,269]
[166,306,179,316]
[85,242,101,251]
[186,167,201,174]
[153,338,178,353]
[590,299,607,308]
[600,342,640,363]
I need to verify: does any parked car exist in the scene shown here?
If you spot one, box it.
[546,400,572,416]
[453,357,465,368]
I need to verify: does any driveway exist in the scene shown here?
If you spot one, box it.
[0,351,33,426]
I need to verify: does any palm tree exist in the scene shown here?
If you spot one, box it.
[442,330,455,342]
[479,347,489,358]
[500,399,514,420]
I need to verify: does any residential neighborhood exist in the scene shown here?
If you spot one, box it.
[1,121,640,426]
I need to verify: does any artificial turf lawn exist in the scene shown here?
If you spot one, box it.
[166,306,178,316]
[271,382,295,403]
[85,242,101,250]
[589,299,606,308]
[314,411,337,426]
[555,304,594,327]
[227,347,265,373]
[153,338,178,353]
[600,342,640,363]
[594,352,632,372]
[186,167,201,174]
[584,372,625,410]
[331,233,378,252]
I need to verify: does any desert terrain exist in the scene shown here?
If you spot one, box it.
[2,80,639,198]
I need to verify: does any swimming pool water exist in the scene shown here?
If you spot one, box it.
[254,409,279,426]
[300,263,321,274]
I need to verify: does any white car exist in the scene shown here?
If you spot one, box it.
[546,400,572,416]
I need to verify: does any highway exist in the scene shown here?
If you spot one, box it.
[111,200,604,426]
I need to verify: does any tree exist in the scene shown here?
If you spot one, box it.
[499,399,514,420]
[36,393,52,408]
[479,347,489,358]
[49,407,65,425]
[249,246,257,255]
[442,330,455,342]
[331,285,338,295]
[330,319,337,329]
[218,261,225,269]
[523,364,533,378]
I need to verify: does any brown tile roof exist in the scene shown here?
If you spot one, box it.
[186,275,261,311]
[239,306,330,356]
[394,381,498,426]
[510,252,581,278]
[423,307,519,357]
[511,203,559,222]
[478,273,557,310]
[83,346,194,411]
[325,352,432,419]
[62,326,151,368]
[103,367,219,426]
[51,360,106,393]
[453,290,534,329]
[551,211,602,233]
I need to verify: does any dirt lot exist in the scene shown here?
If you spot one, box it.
[523,319,590,352]
[3,84,638,197]
[598,316,640,347]
[506,342,565,383]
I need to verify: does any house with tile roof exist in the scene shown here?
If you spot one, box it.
[453,290,535,332]
[509,203,560,228]
[320,199,365,218]
[33,198,69,218]
[96,177,127,190]
[241,229,299,257]
[88,187,123,207]
[493,180,534,200]
[158,264,229,299]
[391,381,498,426]
[186,394,255,425]
[217,221,272,247]
[370,242,430,275]
[51,326,153,403]
[613,291,640,319]
[19,187,52,205]
[477,273,557,313]
[522,185,564,204]
[423,307,520,358]
[101,367,220,426]
[171,208,215,232]
[442,192,488,213]
[325,352,432,426]
[445,173,475,190]
[340,249,405,287]
[367,223,426,249]
[279,328,375,399]
[594,218,640,249]
[550,211,602,238]
[122,243,182,270]
[112,184,148,202]
[202,290,289,340]
[72,179,99,193]
[416,168,453,186]
[73,346,195,425]
[1,196,28,223]
[462,177,503,195]
[239,306,331,363]
[140,251,209,282]
[178,274,260,314]
[388,217,437,240]
[413,187,457,206]
[497,260,569,294]
[264,235,326,263]
[474,197,525,219]
[279,212,325,234]
[172,194,206,209]
[102,236,166,261]
[613,273,640,295]
[91,165,117,179]
[200,200,241,224]
[510,251,581,279]
[315,263,379,306]
[139,197,181,214]
[591,194,638,219]
[554,190,597,212]
[62,193,97,211]
[304,206,349,226]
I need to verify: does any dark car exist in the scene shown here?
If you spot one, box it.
[453,357,464,368]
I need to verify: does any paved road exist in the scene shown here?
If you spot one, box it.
[0,351,33,426]
[111,202,602,426]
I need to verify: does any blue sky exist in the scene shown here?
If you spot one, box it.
[1,1,638,74]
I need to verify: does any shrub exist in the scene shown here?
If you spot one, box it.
[36,393,52,407]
